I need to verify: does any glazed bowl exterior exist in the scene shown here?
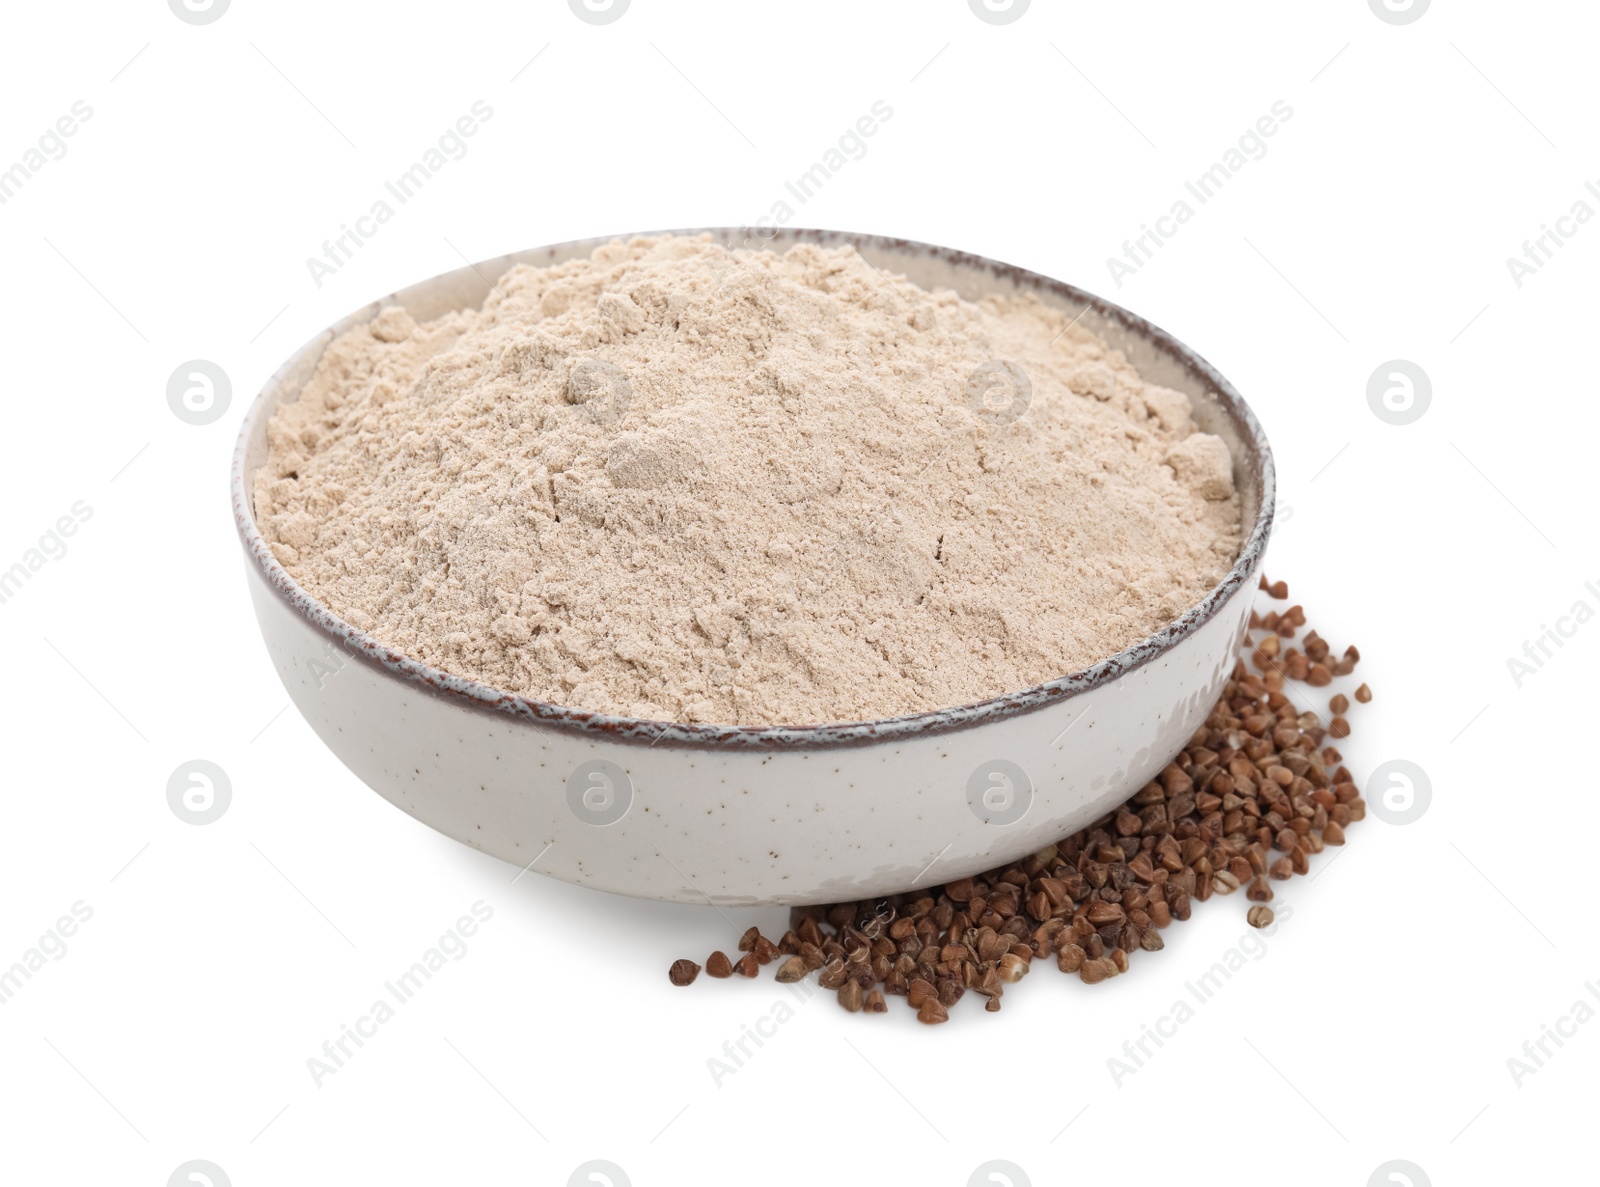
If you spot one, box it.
[232,228,1275,906]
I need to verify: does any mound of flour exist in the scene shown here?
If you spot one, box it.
[256,235,1241,725]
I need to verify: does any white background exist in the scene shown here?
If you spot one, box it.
[1,1,1594,1184]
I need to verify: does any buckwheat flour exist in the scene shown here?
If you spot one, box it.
[256,235,1242,726]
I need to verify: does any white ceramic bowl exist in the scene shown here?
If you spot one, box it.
[232,229,1274,906]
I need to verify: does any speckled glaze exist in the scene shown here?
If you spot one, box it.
[232,228,1275,905]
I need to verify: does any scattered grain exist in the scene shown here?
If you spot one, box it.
[668,959,700,986]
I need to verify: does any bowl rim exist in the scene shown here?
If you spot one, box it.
[232,227,1275,751]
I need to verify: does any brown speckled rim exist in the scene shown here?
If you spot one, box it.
[232,228,1275,750]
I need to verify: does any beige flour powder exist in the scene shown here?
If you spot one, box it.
[256,235,1241,726]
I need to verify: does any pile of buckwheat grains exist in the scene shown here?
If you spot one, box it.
[670,579,1371,1022]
